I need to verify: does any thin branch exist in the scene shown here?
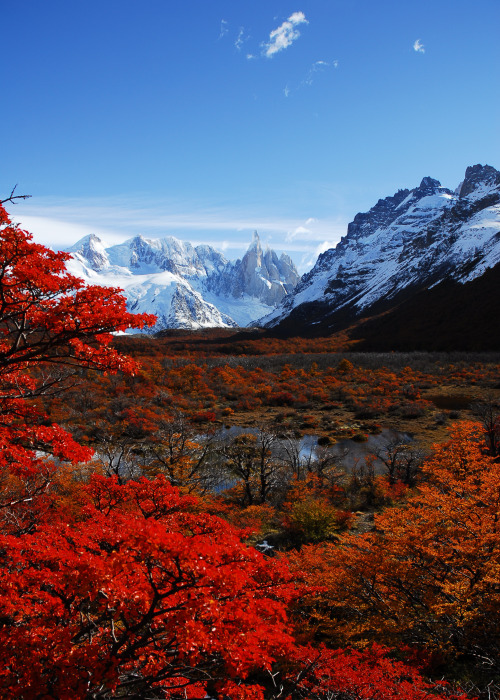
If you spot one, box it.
[1,185,32,205]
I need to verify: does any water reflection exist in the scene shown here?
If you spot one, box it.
[215,426,412,474]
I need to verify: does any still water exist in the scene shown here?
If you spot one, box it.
[214,426,412,474]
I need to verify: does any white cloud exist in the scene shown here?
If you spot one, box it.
[285,216,346,247]
[413,39,425,53]
[262,11,308,58]
[314,240,336,256]
[288,11,307,25]
[246,53,256,60]
[292,225,312,236]
[235,27,245,51]
[299,240,337,271]
[283,84,290,98]
[219,19,228,39]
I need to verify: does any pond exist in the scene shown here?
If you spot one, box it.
[300,429,413,472]
[214,426,413,474]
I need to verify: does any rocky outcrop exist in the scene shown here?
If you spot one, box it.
[457,164,500,199]
[229,232,300,306]
[67,234,110,271]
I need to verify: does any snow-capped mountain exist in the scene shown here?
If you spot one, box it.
[65,232,299,331]
[261,164,500,335]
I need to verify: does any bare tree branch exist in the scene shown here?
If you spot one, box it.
[1,185,32,205]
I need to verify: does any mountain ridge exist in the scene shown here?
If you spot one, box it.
[64,163,500,342]
[65,231,300,331]
[261,163,500,338]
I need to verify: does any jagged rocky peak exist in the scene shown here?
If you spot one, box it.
[417,176,442,192]
[261,248,300,287]
[249,230,261,250]
[241,231,263,269]
[457,164,500,199]
[231,232,300,305]
[262,249,280,283]
[277,252,300,286]
[345,188,410,241]
[167,285,237,329]
[127,235,192,270]
[105,234,225,278]
[262,249,285,283]
[194,244,229,276]
[128,235,164,269]
[68,234,109,271]
[341,176,454,248]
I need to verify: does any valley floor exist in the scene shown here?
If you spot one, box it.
[30,331,500,697]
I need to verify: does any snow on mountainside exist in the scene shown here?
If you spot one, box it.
[65,232,299,331]
[261,164,500,334]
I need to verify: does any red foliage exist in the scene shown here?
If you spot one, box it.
[279,643,471,700]
[0,206,477,699]
[0,475,295,698]
[0,210,297,698]
[0,204,156,510]
[0,204,155,376]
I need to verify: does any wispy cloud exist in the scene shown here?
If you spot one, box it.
[285,216,347,250]
[303,59,330,86]
[219,19,228,40]
[8,196,346,273]
[235,27,245,51]
[298,241,339,271]
[413,39,425,53]
[284,59,338,97]
[219,19,229,39]
[262,11,308,58]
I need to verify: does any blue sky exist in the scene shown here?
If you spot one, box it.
[2,0,499,272]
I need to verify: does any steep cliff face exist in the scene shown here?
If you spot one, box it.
[227,232,300,306]
[67,234,110,271]
[262,164,500,335]
[65,232,299,331]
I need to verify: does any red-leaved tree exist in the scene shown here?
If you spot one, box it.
[0,202,156,516]
[0,474,295,699]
